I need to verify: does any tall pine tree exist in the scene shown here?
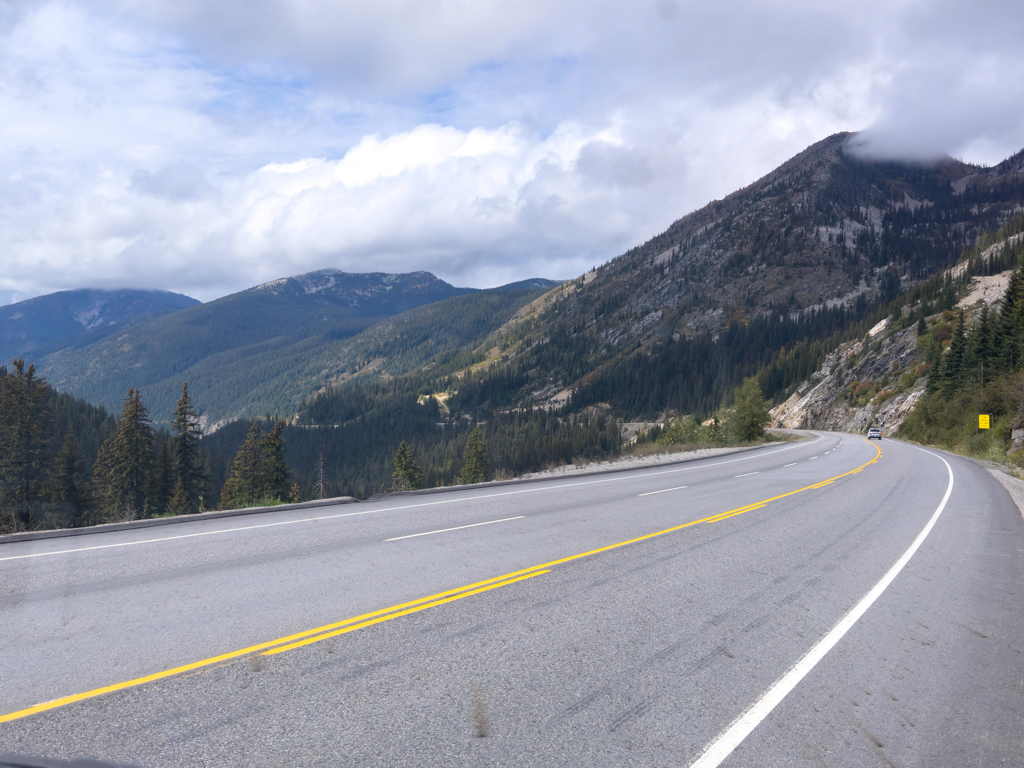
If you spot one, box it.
[459,428,489,484]
[261,420,290,502]
[392,441,423,491]
[996,264,1024,372]
[48,430,89,528]
[173,382,208,513]
[100,389,156,520]
[939,310,968,394]
[152,439,174,516]
[220,422,265,509]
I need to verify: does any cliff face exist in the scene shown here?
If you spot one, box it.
[770,324,926,436]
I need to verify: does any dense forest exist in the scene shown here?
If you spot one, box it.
[0,367,229,533]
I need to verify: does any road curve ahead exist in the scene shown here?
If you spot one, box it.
[1,433,1022,767]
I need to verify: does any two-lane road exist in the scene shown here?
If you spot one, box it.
[2,433,1022,766]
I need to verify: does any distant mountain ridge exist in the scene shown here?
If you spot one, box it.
[31,271,560,424]
[0,289,200,365]
[249,269,468,309]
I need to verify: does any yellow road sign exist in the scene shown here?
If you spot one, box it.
[979,414,991,429]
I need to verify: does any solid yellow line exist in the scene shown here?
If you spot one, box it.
[264,570,552,655]
[1,439,881,724]
[0,569,549,724]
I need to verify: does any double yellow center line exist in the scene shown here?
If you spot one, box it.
[1,440,881,724]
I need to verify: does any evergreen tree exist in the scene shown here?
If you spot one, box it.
[91,436,115,522]
[995,264,1024,372]
[220,422,265,509]
[48,430,89,527]
[172,382,207,513]
[169,476,191,515]
[261,420,290,501]
[939,310,968,394]
[459,427,489,484]
[102,389,156,520]
[392,441,423,491]
[731,377,770,442]
[0,360,54,529]
[152,439,174,516]
[964,306,995,386]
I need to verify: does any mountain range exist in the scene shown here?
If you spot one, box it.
[11,131,1024,443]
[22,271,560,424]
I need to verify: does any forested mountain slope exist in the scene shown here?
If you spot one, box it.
[444,133,1024,416]
[0,289,199,365]
[34,271,557,425]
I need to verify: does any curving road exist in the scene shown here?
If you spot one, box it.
[1,432,1023,766]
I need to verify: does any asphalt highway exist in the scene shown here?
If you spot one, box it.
[1,432,1022,766]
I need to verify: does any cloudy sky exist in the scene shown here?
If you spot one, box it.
[2,0,1023,305]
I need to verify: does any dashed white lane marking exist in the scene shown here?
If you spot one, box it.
[384,516,524,541]
[809,456,818,460]
[638,485,689,497]
[734,472,760,478]
[0,434,829,563]
[784,463,798,468]
[689,444,955,768]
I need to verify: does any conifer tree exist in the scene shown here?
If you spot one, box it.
[392,441,423,491]
[261,420,290,501]
[152,439,174,516]
[102,389,156,520]
[964,306,995,386]
[220,422,265,509]
[49,430,88,526]
[0,360,54,529]
[940,310,968,394]
[459,427,488,484]
[731,377,770,442]
[996,264,1024,372]
[173,382,207,513]
[169,476,191,515]
[91,436,115,522]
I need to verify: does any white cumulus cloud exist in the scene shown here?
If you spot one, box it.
[1,0,1023,305]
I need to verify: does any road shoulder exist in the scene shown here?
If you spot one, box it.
[989,468,1024,521]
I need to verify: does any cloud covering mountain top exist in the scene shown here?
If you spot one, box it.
[2,0,1022,304]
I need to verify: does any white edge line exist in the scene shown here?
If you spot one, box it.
[688,444,954,768]
[384,516,524,541]
[1,434,828,563]
[638,485,689,497]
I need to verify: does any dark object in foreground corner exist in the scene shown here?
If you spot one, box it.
[0,757,145,768]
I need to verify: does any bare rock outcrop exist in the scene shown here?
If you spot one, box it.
[770,325,925,436]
